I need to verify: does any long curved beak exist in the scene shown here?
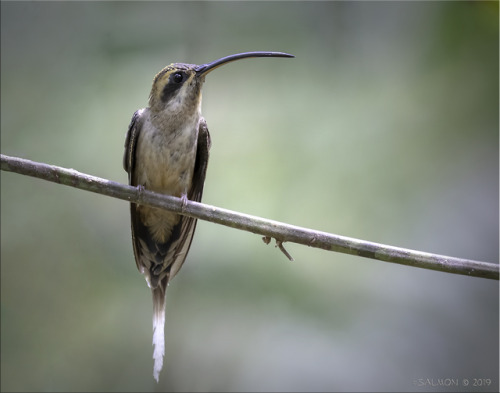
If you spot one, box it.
[195,51,294,77]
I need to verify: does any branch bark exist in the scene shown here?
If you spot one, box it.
[2,153,498,280]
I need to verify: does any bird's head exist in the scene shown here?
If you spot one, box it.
[148,51,294,115]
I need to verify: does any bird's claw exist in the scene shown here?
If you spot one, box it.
[180,193,189,212]
[135,184,146,204]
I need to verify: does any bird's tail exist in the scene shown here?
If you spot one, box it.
[152,284,166,382]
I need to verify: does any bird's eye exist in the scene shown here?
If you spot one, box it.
[173,72,184,83]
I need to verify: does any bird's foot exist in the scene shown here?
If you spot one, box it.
[180,193,189,212]
[135,184,146,205]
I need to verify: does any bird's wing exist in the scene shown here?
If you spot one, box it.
[166,118,211,279]
[190,118,212,203]
[123,109,144,177]
[123,109,150,274]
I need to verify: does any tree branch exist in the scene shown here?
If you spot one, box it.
[2,153,498,280]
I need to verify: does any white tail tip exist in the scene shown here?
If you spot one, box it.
[152,287,166,382]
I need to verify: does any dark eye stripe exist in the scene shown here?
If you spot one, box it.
[161,72,186,103]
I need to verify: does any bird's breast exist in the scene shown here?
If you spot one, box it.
[134,114,200,196]
[132,112,201,243]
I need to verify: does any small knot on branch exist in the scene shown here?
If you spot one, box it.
[262,236,271,245]
[262,236,294,261]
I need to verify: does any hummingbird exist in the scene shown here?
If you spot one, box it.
[123,51,294,381]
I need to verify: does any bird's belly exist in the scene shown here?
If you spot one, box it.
[134,120,199,243]
[135,120,199,194]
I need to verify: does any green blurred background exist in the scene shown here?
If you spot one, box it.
[1,2,498,392]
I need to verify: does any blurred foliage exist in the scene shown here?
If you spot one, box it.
[1,2,498,392]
